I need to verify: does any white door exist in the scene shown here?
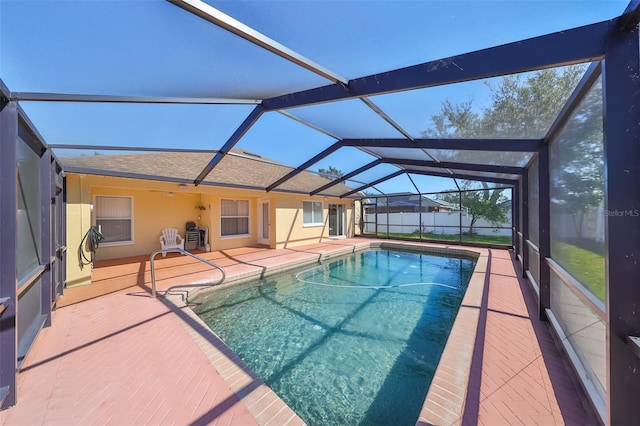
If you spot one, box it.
[258,199,270,245]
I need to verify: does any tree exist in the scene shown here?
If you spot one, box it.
[423,65,586,139]
[549,79,604,240]
[318,166,343,180]
[425,65,604,239]
[438,181,509,234]
[422,66,588,173]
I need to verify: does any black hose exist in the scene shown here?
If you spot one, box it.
[78,226,104,268]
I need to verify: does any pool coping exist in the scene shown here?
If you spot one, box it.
[164,240,488,426]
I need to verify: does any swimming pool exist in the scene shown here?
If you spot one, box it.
[192,249,476,425]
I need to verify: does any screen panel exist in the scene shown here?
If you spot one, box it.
[427,150,533,167]
[211,1,626,79]
[235,111,338,167]
[22,102,255,153]
[286,99,405,139]
[2,1,329,97]
[371,65,591,140]
[17,136,42,282]
[550,77,604,302]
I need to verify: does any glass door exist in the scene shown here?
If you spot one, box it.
[361,202,377,236]
[328,204,346,237]
[258,199,270,245]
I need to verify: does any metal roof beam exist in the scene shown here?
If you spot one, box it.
[11,92,261,105]
[404,169,518,185]
[340,167,517,198]
[384,158,525,175]
[0,79,9,99]
[407,173,421,193]
[616,0,640,31]
[168,0,348,85]
[263,20,609,110]
[63,165,331,197]
[343,138,544,152]
[63,166,194,185]
[0,79,9,111]
[310,159,383,196]
[194,105,264,185]
[265,141,344,192]
[49,144,218,154]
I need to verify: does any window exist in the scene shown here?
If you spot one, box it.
[221,199,250,237]
[94,196,133,245]
[303,200,323,226]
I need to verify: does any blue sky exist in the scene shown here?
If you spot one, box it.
[1,0,629,194]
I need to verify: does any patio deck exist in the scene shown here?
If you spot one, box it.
[0,238,598,425]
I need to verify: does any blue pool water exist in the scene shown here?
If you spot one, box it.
[192,249,476,425]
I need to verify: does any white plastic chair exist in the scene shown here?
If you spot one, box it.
[159,228,184,257]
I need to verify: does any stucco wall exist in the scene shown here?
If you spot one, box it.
[274,196,355,249]
[66,174,207,286]
[199,190,258,251]
[65,173,356,286]
[66,174,92,287]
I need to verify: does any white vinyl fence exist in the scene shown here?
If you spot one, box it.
[554,207,605,242]
[364,211,512,236]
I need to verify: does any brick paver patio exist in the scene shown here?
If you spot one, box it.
[0,239,598,425]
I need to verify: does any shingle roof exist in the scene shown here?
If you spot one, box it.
[59,150,358,198]
[376,194,453,208]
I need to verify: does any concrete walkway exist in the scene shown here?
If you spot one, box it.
[0,239,598,425]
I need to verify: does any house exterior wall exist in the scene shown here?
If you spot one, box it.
[199,190,258,251]
[66,174,203,287]
[66,174,92,287]
[65,173,355,286]
[274,196,355,249]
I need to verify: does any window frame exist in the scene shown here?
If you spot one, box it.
[220,198,251,239]
[303,200,324,227]
[93,195,134,247]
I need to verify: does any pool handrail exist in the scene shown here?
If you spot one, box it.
[149,248,225,298]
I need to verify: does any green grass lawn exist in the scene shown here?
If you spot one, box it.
[552,241,605,302]
[381,232,604,302]
[385,232,512,246]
